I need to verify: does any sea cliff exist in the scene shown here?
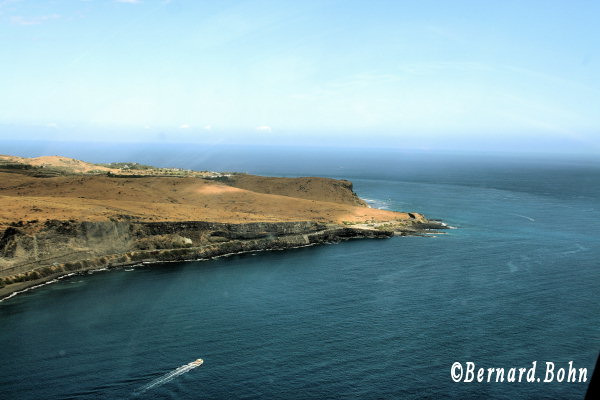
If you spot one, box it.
[0,155,447,299]
[0,218,445,299]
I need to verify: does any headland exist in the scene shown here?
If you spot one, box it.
[0,154,446,299]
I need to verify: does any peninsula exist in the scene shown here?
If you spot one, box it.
[0,154,446,299]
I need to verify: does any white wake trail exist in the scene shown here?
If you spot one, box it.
[512,213,535,222]
[136,359,203,394]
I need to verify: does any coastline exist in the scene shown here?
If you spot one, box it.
[0,221,446,301]
[0,155,448,301]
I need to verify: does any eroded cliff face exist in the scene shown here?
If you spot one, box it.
[0,220,133,270]
[0,220,317,273]
[2,218,431,296]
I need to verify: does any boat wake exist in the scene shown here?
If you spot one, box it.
[135,359,203,394]
[561,243,588,255]
[512,213,535,222]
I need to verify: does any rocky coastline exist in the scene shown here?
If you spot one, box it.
[0,154,449,301]
[0,218,446,300]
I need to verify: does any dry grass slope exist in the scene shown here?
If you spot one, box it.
[0,155,417,231]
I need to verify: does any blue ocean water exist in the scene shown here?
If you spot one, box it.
[0,144,598,399]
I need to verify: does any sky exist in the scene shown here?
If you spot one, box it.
[1,0,599,152]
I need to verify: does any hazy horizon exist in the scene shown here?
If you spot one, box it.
[1,0,599,153]
[3,139,600,173]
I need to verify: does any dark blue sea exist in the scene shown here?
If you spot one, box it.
[1,142,598,399]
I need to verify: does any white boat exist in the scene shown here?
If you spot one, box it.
[188,358,204,367]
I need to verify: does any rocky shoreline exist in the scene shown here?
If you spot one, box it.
[0,219,446,300]
[0,155,449,301]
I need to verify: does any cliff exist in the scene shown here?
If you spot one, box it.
[0,218,443,298]
[0,155,447,299]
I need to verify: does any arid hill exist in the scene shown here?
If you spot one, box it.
[225,174,367,207]
[0,170,409,230]
[0,154,113,174]
[0,154,216,177]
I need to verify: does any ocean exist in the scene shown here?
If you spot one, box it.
[1,142,598,399]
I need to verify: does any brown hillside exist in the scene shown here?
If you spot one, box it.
[0,170,415,230]
[0,154,111,174]
[226,174,367,206]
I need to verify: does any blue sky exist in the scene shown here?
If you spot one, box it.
[1,0,599,152]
